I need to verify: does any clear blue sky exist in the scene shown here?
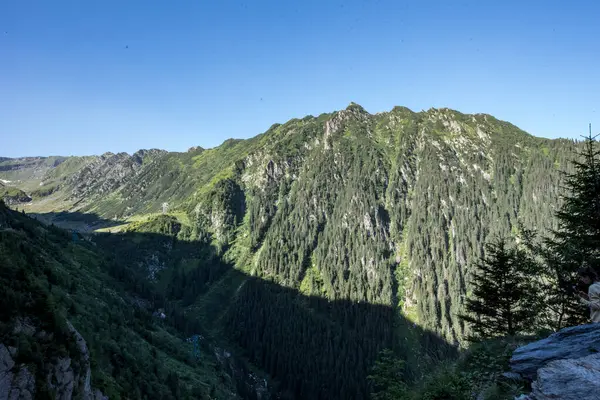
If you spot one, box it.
[1,0,599,157]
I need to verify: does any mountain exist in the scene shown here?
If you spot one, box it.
[0,201,271,399]
[0,181,31,205]
[0,104,579,398]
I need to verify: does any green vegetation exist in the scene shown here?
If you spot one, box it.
[123,214,183,236]
[365,131,599,400]
[368,349,408,399]
[367,335,535,400]
[1,105,595,399]
[460,238,540,338]
[0,183,31,204]
[0,200,246,399]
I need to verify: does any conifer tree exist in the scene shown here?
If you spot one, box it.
[460,238,540,338]
[367,349,407,400]
[543,129,600,325]
[518,224,570,330]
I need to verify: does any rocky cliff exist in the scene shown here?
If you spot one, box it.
[510,323,600,400]
[0,183,31,206]
[0,319,107,400]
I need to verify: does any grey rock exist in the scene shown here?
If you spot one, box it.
[1,320,107,400]
[501,371,523,381]
[531,353,600,400]
[66,321,89,362]
[0,344,15,400]
[0,345,15,374]
[510,323,600,380]
[2,192,32,206]
[92,389,109,400]
[67,149,166,208]
[46,357,75,400]
[0,372,12,400]
[8,366,35,400]
[12,318,36,337]
[66,321,105,400]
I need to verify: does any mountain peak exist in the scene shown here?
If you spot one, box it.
[345,102,367,113]
[187,146,205,153]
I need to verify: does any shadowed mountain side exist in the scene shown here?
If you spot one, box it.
[29,211,126,232]
[0,201,263,399]
[92,230,458,400]
[222,276,457,400]
[2,106,582,346]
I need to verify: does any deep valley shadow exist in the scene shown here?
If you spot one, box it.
[89,229,458,400]
[29,211,126,232]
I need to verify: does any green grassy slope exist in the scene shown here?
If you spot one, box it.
[0,182,31,205]
[0,200,261,400]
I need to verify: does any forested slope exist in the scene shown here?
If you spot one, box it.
[0,201,267,399]
[180,104,574,343]
[0,103,580,398]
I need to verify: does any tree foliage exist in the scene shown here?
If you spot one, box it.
[3,106,593,399]
[517,132,600,330]
[460,238,540,338]
[368,349,408,400]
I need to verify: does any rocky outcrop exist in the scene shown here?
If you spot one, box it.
[509,323,600,400]
[69,152,150,199]
[0,344,35,400]
[510,323,600,380]
[0,183,32,206]
[531,353,600,400]
[0,321,107,400]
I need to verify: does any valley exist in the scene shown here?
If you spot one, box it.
[0,104,581,399]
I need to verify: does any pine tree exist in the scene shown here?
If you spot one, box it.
[460,238,540,338]
[554,130,600,271]
[544,130,600,324]
[367,349,407,400]
[519,223,581,330]
[521,130,600,329]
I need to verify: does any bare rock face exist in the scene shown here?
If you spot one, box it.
[509,323,600,400]
[10,366,35,400]
[0,344,35,400]
[0,322,107,400]
[46,357,75,400]
[0,344,16,400]
[510,323,600,381]
[530,353,600,400]
[68,149,166,202]
[1,191,31,206]
[63,321,99,400]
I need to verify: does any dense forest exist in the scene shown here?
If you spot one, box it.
[0,203,269,399]
[367,131,600,399]
[0,104,589,399]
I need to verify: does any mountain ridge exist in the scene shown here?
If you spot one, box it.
[0,102,581,398]
[1,103,550,161]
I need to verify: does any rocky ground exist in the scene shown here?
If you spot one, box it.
[510,323,600,400]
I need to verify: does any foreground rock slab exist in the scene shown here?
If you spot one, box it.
[531,353,600,400]
[510,323,600,381]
